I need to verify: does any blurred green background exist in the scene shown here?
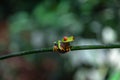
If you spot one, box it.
[0,0,120,80]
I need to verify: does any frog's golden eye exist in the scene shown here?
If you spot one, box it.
[63,36,68,41]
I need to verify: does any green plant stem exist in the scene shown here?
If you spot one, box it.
[0,44,120,60]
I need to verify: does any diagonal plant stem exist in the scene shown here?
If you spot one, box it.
[0,44,120,60]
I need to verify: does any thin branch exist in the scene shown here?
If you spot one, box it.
[0,44,120,60]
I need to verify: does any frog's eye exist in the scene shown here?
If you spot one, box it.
[63,36,68,41]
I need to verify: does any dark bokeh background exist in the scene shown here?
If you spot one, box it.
[0,0,120,80]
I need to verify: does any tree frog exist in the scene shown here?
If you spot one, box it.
[53,36,74,54]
